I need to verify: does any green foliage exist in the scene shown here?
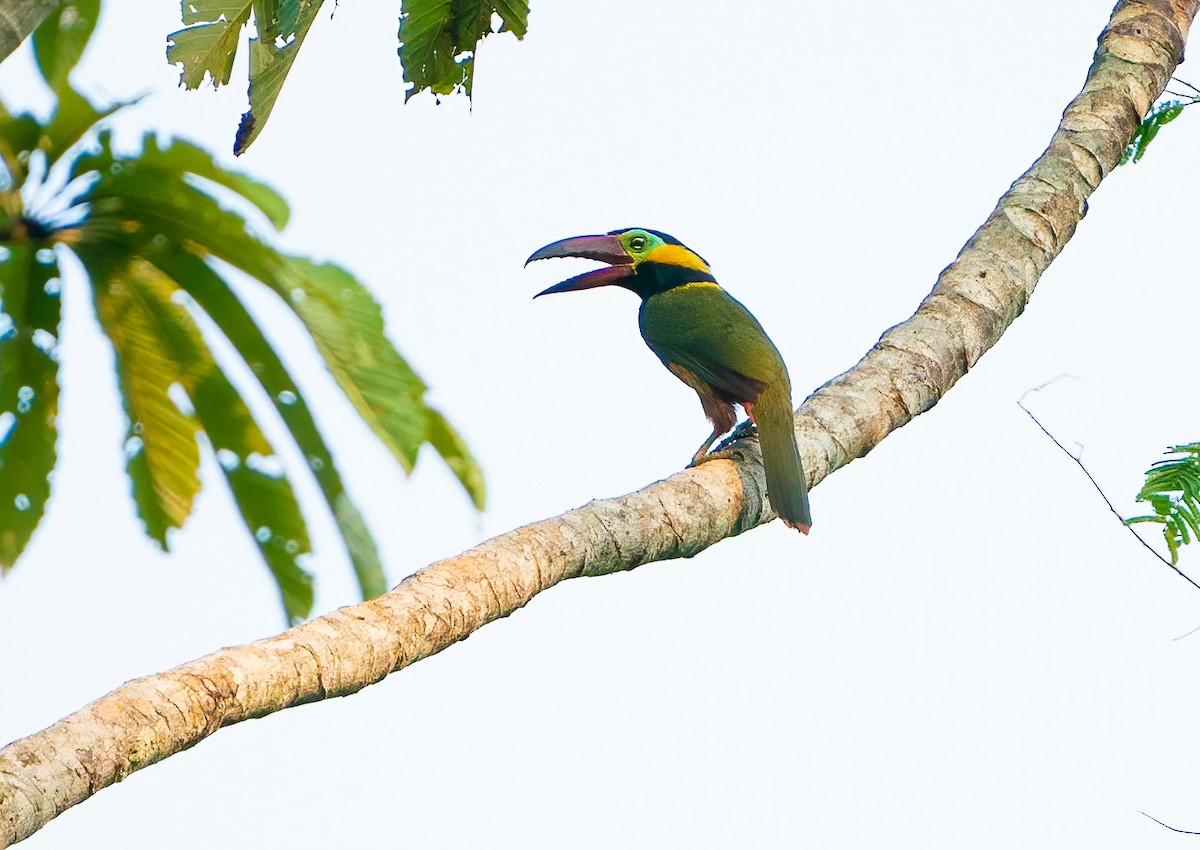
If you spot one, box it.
[168,0,529,153]
[234,1,323,155]
[397,0,528,102]
[32,0,100,92]
[1122,99,1191,165]
[1127,443,1200,564]
[0,245,61,568]
[1,2,485,621]
[166,1,251,89]
[167,0,323,155]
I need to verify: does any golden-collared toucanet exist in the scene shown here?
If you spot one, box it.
[528,227,812,533]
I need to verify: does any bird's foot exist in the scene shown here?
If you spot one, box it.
[711,420,758,455]
[688,448,739,468]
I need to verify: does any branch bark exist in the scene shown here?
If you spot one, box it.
[1,1,1196,845]
[0,0,56,66]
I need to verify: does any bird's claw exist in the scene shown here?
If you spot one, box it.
[689,448,739,468]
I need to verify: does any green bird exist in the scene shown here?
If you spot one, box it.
[528,227,811,534]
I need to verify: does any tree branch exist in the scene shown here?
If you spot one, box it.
[0,0,57,66]
[1017,379,1200,591]
[1,0,1197,845]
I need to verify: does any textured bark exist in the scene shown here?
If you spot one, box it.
[0,0,56,65]
[1,1,1196,845]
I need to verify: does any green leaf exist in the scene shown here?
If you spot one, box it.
[281,257,429,471]
[426,406,485,510]
[32,0,101,92]
[84,251,316,620]
[167,1,252,89]
[397,0,528,102]
[82,147,481,504]
[1121,100,1191,165]
[167,18,247,89]
[182,0,252,26]
[0,243,62,570]
[191,364,315,623]
[136,133,290,229]
[73,130,484,586]
[0,92,128,188]
[143,241,386,600]
[168,1,327,154]
[233,0,324,155]
[81,247,202,546]
[0,105,45,190]
[256,0,305,42]
[1128,442,1200,563]
[76,133,291,275]
[397,0,452,99]
[41,89,127,168]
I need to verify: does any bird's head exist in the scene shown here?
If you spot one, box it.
[527,227,714,299]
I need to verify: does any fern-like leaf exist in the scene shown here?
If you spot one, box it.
[1127,443,1200,563]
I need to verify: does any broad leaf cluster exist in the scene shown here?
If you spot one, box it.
[168,0,529,154]
[1,1,485,622]
[1127,443,1200,564]
[167,0,325,155]
[397,0,528,102]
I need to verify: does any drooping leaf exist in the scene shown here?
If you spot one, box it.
[81,244,202,547]
[232,0,323,155]
[1127,443,1200,563]
[83,143,462,481]
[167,0,327,154]
[144,241,386,600]
[0,65,483,616]
[134,134,290,229]
[0,243,62,570]
[83,251,317,618]
[426,406,485,510]
[68,130,482,609]
[281,257,429,471]
[32,0,101,92]
[193,367,315,622]
[80,138,421,458]
[397,0,528,101]
[167,2,252,90]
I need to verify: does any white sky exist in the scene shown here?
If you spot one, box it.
[3,1,1200,847]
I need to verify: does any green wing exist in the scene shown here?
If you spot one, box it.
[638,283,785,404]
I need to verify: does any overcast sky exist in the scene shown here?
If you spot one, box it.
[3,1,1200,847]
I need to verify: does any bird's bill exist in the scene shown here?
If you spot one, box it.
[526,233,635,297]
[533,264,635,297]
[526,234,631,266]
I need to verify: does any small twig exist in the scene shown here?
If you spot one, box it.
[1018,380,1200,594]
[1141,810,1200,835]
[1170,76,1200,96]
[1171,622,1200,642]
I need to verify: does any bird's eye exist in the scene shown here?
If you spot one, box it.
[629,235,648,251]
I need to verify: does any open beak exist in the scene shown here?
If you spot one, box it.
[526,234,635,297]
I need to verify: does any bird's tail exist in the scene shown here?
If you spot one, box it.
[755,384,811,534]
